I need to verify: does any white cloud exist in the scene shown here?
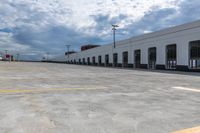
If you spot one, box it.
[0,0,198,60]
[143,30,152,34]
[0,0,182,29]
[0,32,30,52]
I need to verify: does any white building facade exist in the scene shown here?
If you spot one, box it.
[53,20,200,72]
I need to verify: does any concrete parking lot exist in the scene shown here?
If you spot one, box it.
[0,61,200,133]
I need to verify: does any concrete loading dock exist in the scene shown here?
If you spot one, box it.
[0,62,200,133]
[59,20,200,72]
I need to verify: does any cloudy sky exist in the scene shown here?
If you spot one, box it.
[0,0,199,60]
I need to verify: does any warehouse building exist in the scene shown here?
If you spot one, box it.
[58,20,200,72]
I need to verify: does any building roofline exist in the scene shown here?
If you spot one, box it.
[116,20,200,46]
[71,20,200,55]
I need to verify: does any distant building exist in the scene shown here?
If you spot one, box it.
[2,54,15,61]
[11,55,15,61]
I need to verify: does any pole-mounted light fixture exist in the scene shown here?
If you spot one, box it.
[112,25,119,48]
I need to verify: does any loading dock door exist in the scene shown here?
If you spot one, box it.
[98,56,102,66]
[123,51,128,67]
[105,54,109,66]
[166,44,176,69]
[83,58,85,65]
[113,53,118,67]
[134,50,141,68]
[92,56,95,65]
[148,47,156,69]
[87,57,90,65]
[189,40,200,69]
[79,59,81,64]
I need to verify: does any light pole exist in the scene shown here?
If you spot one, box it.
[16,53,20,61]
[0,51,2,59]
[66,45,71,62]
[5,50,8,57]
[5,50,8,54]
[112,25,119,48]
[4,50,8,61]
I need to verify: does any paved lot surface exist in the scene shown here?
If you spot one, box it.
[0,61,200,133]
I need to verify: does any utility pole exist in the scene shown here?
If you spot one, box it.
[16,53,20,62]
[4,50,8,61]
[112,25,119,48]
[66,45,71,62]
[5,50,8,58]
[0,51,2,59]
[5,50,8,55]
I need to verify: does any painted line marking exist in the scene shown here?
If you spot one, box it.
[172,86,200,93]
[0,87,105,94]
[171,126,200,133]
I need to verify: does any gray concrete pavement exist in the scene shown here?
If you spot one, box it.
[0,62,200,133]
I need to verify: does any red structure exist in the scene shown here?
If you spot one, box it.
[65,51,77,56]
[81,44,100,51]
[3,54,15,61]
[5,54,10,58]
